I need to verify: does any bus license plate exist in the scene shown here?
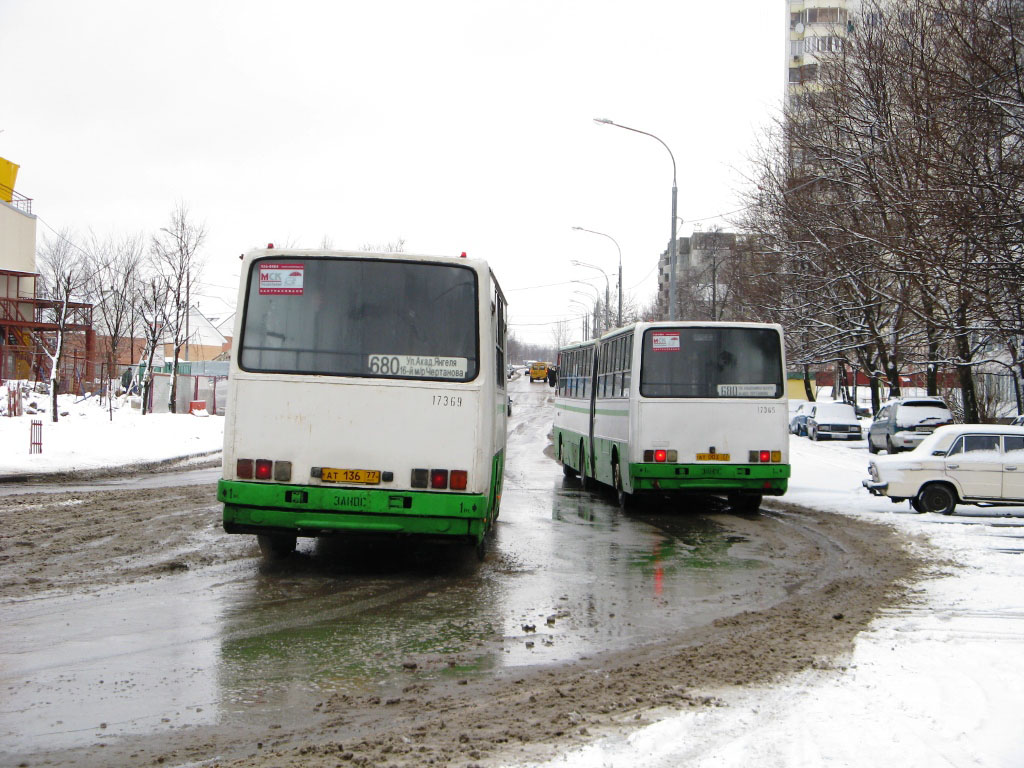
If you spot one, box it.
[321,468,381,484]
[696,453,730,461]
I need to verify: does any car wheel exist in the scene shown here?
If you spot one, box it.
[812,428,820,441]
[885,436,896,454]
[918,483,957,515]
[868,439,879,454]
[910,496,927,513]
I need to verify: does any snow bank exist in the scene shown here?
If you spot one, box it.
[0,392,223,477]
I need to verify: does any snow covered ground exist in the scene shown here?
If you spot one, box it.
[1,395,1022,766]
[0,392,223,477]
[523,437,1024,768]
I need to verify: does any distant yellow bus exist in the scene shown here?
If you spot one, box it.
[529,362,550,382]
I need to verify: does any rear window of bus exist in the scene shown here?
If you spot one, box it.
[639,327,783,398]
[238,257,479,381]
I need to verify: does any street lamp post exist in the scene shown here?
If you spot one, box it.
[572,284,601,338]
[568,299,591,341]
[572,226,622,327]
[594,118,678,321]
[571,261,611,333]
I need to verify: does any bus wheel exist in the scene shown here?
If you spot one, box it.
[727,493,762,514]
[560,437,578,477]
[580,441,594,489]
[474,536,487,561]
[258,533,296,560]
[614,461,635,510]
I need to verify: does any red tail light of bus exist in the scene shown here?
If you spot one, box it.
[412,468,468,490]
[236,458,292,482]
[643,450,678,462]
[748,450,783,463]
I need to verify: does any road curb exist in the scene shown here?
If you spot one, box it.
[0,449,223,484]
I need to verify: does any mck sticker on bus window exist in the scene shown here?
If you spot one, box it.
[258,263,305,295]
[368,354,468,379]
[717,384,777,397]
[651,331,680,351]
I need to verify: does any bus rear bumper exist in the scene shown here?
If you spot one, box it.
[629,463,790,495]
[218,480,492,541]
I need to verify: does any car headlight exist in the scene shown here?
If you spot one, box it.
[868,463,879,482]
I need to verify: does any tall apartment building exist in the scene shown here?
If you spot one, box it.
[786,1,858,101]
[656,230,740,319]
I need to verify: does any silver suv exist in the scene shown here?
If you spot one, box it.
[867,398,953,454]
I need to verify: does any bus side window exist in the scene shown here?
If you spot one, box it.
[615,338,624,397]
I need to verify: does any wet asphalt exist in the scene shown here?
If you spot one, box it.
[0,375,786,759]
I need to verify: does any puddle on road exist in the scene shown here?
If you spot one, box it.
[0,478,775,757]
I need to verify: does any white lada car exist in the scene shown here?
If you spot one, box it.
[863,424,1024,514]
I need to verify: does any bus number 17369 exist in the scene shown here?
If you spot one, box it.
[432,395,463,407]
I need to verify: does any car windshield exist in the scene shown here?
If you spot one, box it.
[239,257,479,380]
[815,403,856,420]
[895,402,951,428]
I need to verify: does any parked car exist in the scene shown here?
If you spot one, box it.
[789,402,812,436]
[864,424,1024,514]
[1011,414,1024,427]
[806,401,862,441]
[867,398,954,454]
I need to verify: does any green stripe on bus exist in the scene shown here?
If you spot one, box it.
[223,505,488,538]
[554,403,590,414]
[629,462,790,493]
[219,480,490,536]
[554,403,627,416]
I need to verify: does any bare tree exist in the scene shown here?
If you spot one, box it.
[136,277,171,416]
[150,203,207,413]
[551,320,571,353]
[361,238,406,253]
[35,230,91,422]
[84,232,145,414]
[739,0,1024,420]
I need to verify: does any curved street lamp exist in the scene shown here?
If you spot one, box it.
[572,226,622,327]
[572,285,601,338]
[594,118,678,321]
[571,260,611,333]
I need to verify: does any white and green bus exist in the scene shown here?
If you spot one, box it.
[553,322,789,511]
[218,248,508,558]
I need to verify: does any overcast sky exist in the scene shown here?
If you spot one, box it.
[1,0,786,345]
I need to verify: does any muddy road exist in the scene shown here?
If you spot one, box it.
[0,379,928,768]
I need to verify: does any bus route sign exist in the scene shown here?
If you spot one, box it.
[368,355,468,379]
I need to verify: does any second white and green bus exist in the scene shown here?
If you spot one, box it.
[553,322,789,511]
[218,248,508,558]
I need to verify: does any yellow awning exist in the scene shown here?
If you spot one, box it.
[0,157,20,203]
